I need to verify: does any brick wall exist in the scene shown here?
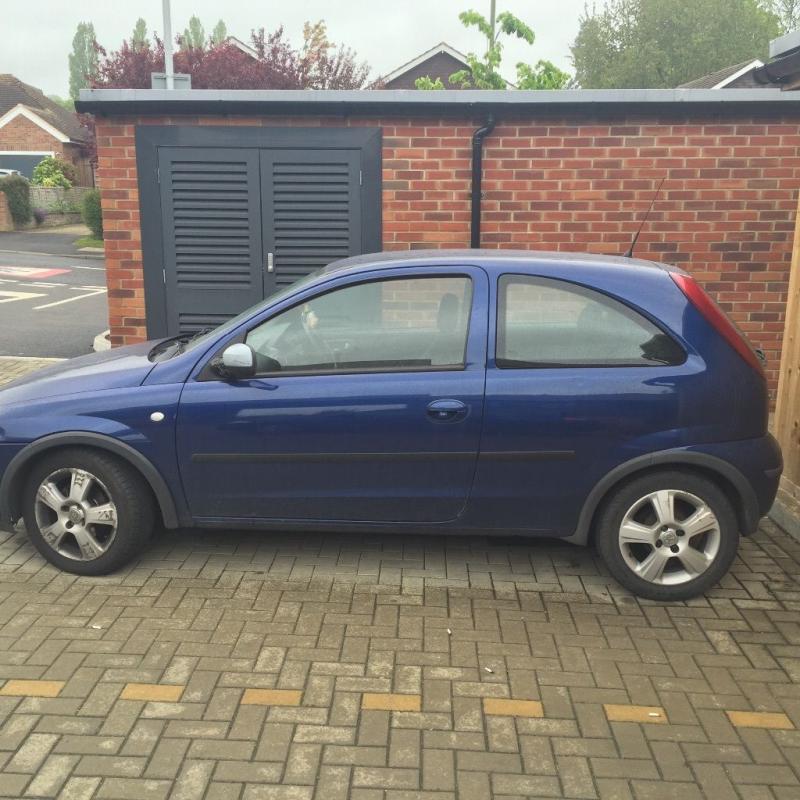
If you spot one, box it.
[93,112,800,394]
[0,115,93,186]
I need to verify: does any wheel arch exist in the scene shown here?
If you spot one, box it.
[0,432,185,529]
[566,450,759,546]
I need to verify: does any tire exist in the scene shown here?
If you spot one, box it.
[595,470,739,601]
[22,448,155,575]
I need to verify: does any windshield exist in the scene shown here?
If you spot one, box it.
[174,270,324,356]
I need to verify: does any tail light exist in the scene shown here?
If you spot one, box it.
[669,273,765,376]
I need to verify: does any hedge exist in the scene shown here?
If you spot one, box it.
[81,189,103,239]
[0,175,32,226]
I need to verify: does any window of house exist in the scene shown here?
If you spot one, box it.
[246,275,473,374]
[497,275,685,368]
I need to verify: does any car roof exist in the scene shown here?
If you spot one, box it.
[322,249,676,278]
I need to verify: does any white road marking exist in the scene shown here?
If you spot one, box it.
[28,282,61,288]
[67,264,106,271]
[0,290,46,304]
[33,287,107,310]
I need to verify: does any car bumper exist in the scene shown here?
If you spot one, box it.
[694,433,782,534]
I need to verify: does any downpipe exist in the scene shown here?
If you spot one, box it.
[470,114,496,249]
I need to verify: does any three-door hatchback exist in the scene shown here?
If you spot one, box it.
[0,251,782,600]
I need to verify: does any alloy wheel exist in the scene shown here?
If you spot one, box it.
[617,489,721,586]
[33,468,118,561]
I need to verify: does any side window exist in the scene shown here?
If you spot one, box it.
[497,275,684,368]
[246,275,473,374]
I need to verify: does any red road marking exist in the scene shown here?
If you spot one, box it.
[0,266,71,280]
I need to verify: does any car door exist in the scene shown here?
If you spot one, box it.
[175,266,488,523]
[471,272,688,536]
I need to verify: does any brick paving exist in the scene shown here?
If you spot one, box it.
[0,358,63,386]
[0,517,798,799]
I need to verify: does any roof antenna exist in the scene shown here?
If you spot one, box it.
[624,175,666,258]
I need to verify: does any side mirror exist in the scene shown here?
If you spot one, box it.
[216,343,256,380]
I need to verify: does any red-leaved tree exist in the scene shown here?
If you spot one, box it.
[92,22,371,89]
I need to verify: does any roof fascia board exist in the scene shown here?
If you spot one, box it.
[0,104,71,143]
[76,87,800,116]
[711,59,764,89]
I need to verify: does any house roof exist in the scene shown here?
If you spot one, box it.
[678,59,764,89]
[76,87,800,117]
[0,75,89,142]
[379,42,515,89]
[381,42,470,84]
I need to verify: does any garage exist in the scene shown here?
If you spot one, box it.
[135,125,381,338]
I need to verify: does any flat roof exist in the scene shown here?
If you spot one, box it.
[76,87,800,116]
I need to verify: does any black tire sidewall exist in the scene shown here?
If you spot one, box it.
[22,448,154,576]
[596,470,739,602]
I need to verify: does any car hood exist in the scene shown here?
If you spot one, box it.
[0,343,158,406]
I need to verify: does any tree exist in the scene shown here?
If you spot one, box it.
[132,18,149,51]
[766,0,800,32]
[68,22,99,101]
[181,15,206,50]
[415,5,570,90]
[571,0,781,89]
[93,22,371,90]
[210,19,228,45]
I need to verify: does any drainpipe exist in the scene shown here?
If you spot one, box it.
[470,114,495,248]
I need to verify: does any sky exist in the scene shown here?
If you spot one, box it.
[6,0,589,98]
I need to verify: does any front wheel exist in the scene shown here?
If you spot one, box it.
[22,448,155,575]
[595,471,739,601]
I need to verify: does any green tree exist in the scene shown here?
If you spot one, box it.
[571,0,781,89]
[68,21,99,101]
[765,0,800,32]
[210,19,228,45]
[416,4,570,90]
[181,15,206,49]
[132,18,149,50]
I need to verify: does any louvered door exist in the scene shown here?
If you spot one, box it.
[157,147,264,334]
[260,150,362,292]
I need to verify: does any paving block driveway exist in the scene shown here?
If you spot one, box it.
[1,369,800,799]
[0,521,799,800]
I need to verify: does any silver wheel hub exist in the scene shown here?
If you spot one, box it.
[618,489,721,586]
[33,468,118,562]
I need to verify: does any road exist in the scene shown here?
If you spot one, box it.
[0,248,107,358]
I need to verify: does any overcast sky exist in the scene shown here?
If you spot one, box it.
[7,0,588,97]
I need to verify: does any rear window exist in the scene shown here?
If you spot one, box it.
[497,275,685,368]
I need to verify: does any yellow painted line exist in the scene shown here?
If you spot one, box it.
[604,704,668,724]
[241,689,302,706]
[362,693,422,712]
[483,698,544,718]
[0,680,65,698]
[120,683,185,702]
[727,711,794,730]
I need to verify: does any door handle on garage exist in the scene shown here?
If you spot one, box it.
[266,252,274,273]
[427,399,468,422]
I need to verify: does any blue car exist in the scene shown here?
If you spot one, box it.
[0,251,781,600]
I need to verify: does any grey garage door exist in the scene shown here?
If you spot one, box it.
[136,126,381,338]
[0,153,50,178]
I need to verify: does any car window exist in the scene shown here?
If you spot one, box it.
[497,275,685,368]
[246,275,473,374]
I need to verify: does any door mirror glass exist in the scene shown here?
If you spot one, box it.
[217,343,256,380]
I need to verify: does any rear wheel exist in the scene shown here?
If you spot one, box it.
[22,448,155,575]
[595,470,739,601]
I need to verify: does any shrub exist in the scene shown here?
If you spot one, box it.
[31,156,76,188]
[81,189,103,239]
[0,175,32,226]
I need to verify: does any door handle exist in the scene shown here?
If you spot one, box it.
[427,399,468,422]
[266,252,274,273]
